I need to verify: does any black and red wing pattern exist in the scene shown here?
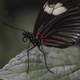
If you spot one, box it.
[33,0,80,48]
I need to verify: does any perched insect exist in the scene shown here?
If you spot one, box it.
[2,0,80,74]
[23,0,80,73]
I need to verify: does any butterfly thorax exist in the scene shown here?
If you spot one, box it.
[23,31,41,47]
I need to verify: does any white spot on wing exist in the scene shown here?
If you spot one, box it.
[43,2,67,16]
[54,3,63,9]
[44,4,53,14]
[52,7,67,16]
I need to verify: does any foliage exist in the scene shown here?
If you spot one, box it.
[0,47,80,80]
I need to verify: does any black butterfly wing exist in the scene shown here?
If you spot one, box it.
[33,0,57,37]
[33,0,80,48]
[33,8,55,37]
[41,6,80,48]
[33,0,80,37]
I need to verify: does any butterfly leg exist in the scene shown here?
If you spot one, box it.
[27,46,35,73]
[38,46,54,74]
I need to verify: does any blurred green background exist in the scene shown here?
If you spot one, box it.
[0,0,41,68]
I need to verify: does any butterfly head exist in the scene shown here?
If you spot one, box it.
[22,31,33,42]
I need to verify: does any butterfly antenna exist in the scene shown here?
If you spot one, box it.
[39,46,54,74]
[1,20,26,32]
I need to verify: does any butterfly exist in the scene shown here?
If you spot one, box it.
[2,0,80,74]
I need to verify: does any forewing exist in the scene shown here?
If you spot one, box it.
[33,0,80,48]
[33,0,80,38]
[41,6,80,48]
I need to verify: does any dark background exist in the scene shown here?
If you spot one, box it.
[0,0,42,68]
[6,0,41,14]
